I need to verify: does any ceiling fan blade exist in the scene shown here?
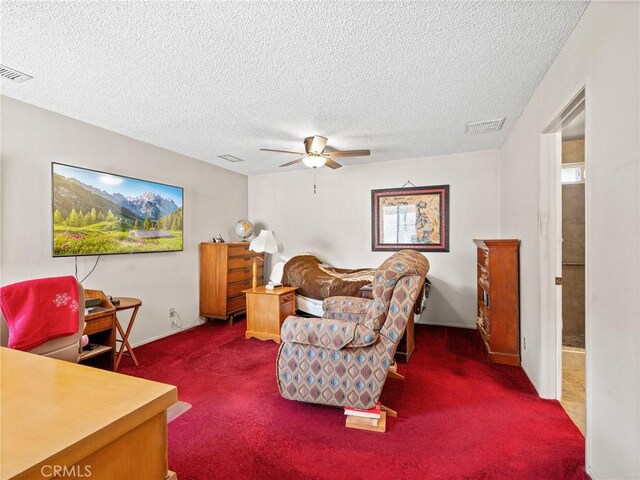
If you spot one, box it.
[304,135,328,154]
[324,149,371,158]
[279,159,304,168]
[324,158,342,169]
[260,148,305,155]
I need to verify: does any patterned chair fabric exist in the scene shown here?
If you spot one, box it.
[322,296,372,324]
[281,316,379,350]
[276,250,430,409]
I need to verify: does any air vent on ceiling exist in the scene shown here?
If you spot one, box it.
[465,118,505,135]
[218,154,245,163]
[0,64,33,83]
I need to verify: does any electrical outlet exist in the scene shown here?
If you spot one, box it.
[523,337,527,350]
[169,308,176,318]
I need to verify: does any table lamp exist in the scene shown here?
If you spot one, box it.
[249,230,283,290]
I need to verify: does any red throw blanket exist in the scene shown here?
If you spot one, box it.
[0,276,80,351]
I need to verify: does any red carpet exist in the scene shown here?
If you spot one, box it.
[119,323,588,480]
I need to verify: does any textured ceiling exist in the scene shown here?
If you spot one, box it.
[1,1,588,175]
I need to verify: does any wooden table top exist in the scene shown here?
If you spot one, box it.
[0,347,177,479]
[113,297,142,310]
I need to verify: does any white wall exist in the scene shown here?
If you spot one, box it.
[249,149,501,328]
[0,96,248,346]
[500,2,639,478]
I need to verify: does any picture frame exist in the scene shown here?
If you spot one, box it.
[52,162,184,257]
[371,184,449,252]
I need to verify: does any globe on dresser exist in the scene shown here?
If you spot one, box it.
[234,220,254,240]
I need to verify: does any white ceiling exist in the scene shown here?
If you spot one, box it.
[1,1,589,175]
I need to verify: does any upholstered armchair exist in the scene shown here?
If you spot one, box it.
[276,250,430,410]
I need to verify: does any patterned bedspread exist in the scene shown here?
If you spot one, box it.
[282,255,375,300]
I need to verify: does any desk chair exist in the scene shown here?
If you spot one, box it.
[1,278,85,363]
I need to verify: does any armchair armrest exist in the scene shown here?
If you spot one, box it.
[281,316,379,350]
[322,296,373,323]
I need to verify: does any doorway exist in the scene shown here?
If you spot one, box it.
[539,85,588,437]
[559,111,586,434]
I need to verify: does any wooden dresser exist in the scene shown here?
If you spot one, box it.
[474,239,520,366]
[200,242,265,324]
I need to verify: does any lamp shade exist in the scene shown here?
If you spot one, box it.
[249,230,282,254]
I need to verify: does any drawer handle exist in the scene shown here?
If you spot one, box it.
[229,267,251,274]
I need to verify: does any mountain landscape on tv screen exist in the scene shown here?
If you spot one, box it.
[52,168,183,256]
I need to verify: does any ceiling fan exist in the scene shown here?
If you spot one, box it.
[260,135,371,169]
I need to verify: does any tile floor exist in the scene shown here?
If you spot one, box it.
[561,347,586,435]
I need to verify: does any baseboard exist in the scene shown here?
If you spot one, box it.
[520,360,541,395]
[131,319,206,348]
[418,321,476,329]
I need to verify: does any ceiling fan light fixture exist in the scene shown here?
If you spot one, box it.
[304,135,328,155]
[302,155,326,168]
[262,135,369,170]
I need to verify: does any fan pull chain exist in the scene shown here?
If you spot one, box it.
[314,169,317,194]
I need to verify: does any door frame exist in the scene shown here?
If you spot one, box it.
[538,81,588,401]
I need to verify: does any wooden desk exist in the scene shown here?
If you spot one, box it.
[0,347,177,480]
[114,297,142,371]
[243,286,298,343]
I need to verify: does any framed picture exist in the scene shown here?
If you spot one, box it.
[371,184,449,252]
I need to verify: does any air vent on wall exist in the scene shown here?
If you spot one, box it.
[0,64,33,83]
[218,154,245,163]
[465,118,505,135]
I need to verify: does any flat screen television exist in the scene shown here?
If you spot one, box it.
[52,163,183,257]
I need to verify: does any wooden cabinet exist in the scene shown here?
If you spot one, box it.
[243,286,298,343]
[80,290,116,371]
[473,239,520,366]
[200,242,265,324]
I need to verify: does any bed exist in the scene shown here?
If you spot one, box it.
[277,254,376,317]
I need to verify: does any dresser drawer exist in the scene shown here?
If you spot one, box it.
[279,301,295,322]
[227,295,246,313]
[84,315,113,335]
[228,256,256,270]
[228,279,252,297]
[228,244,251,258]
[228,266,252,282]
[279,292,294,305]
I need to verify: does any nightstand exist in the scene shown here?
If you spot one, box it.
[242,286,298,343]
